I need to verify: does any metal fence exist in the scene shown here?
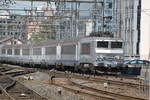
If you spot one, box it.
[140,65,150,100]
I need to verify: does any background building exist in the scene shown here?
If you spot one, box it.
[118,0,141,58]
[0,11,27,42]
[55,0,117,39]
[26,5,55,42]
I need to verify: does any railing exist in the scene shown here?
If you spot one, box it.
[140,64,150,100]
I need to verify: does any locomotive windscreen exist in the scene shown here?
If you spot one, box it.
[111,42,122,48]
[97,41,108,48]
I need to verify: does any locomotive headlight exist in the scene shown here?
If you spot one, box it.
[115,56,119,59]
[93,62,98,66]
[104,63,110,67]
[113,61,118,65]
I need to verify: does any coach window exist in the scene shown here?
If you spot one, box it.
[2,49,6,54]
[81,43,91,55]
[45,47,56,55]
[97,41,108,48]
[61,45,76,55]
[111,42,122,48]
[33,48,42,55]
[14,49,20,55]
[7,49,12,55]
[22,48,30,55]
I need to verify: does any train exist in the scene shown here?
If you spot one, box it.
[0,37,124,72]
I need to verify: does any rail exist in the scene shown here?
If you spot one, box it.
[70,80,146,100]
[0,84,16,100]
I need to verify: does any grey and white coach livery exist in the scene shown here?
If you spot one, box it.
[0,37,124,72]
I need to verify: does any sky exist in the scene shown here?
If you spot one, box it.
[1,1,99,17]
[11,1,48,9]
[6,1,55,15]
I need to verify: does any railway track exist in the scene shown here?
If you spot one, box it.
[53,82,116,100]
[45,70,147,100]
[70,80,146,100]
[51,77,146,100]
[71,74,149,89]
[0,64,148,100]
[44,70,148,89]
[0,64,143,87]
[0,67,47,100]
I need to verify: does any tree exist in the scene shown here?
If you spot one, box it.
[40,21,56,40]
[0,0,15,8]
[30,20,56,42]
[29,31,45,42]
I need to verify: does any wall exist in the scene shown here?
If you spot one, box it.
[140,0,150,60]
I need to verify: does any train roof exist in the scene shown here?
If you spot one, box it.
[2,37,123,48]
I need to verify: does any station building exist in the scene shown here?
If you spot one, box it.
[140,0,150,60]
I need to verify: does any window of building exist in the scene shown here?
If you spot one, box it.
[108,2,112,8]
[106,2,112,9]
[98,26,101,31]
[15,32,18,35]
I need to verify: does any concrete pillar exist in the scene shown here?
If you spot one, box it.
[56,44,61,60]
[76,42,80,60]
[20,48,22,56]
[140,0,150,60]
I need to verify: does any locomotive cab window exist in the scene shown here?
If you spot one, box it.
[97,41,108,48]
[111,42,122,48]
